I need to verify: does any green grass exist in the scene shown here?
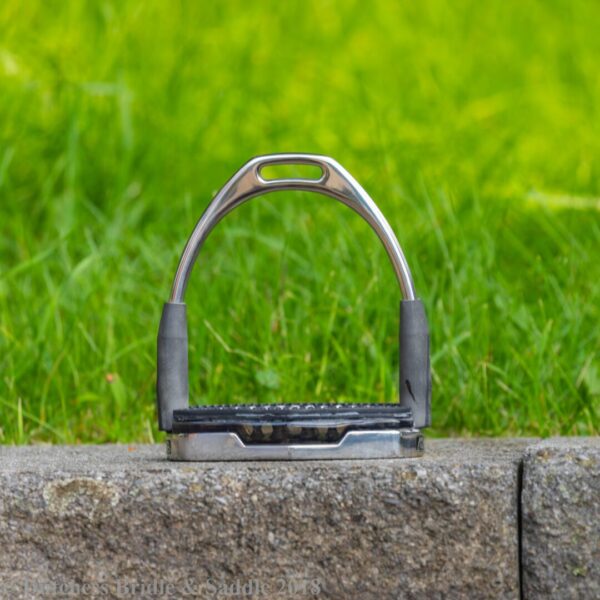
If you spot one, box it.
[1,0,599,443]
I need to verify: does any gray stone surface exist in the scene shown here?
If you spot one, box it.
[0,439,528,599]
[521,437,600,600]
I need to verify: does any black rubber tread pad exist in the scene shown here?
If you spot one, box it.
[172,403,414,443]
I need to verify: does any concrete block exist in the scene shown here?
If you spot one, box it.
[0,440,528,599]
[522,438,600,600]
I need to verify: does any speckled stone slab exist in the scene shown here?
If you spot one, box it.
[521,438,600,600]
[0,440,529,599]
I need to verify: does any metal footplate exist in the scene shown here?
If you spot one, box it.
[156,154,431,461]
[168,430,424,461]
[166,403,424,460]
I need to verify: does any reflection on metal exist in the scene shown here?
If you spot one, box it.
[169,154,416,302]
[167,429,424,461]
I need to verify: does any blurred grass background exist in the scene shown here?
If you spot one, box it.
[1,0,598,443]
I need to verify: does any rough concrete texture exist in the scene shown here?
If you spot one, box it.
[0,439,528,599]
[522,437,600,600]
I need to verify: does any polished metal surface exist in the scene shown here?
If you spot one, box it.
[163,154,425,461]
[169,154,416,302]
[167,429,424,461]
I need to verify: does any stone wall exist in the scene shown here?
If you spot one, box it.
[0,438,597,599]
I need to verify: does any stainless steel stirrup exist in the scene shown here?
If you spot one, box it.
[157,154,431,461]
